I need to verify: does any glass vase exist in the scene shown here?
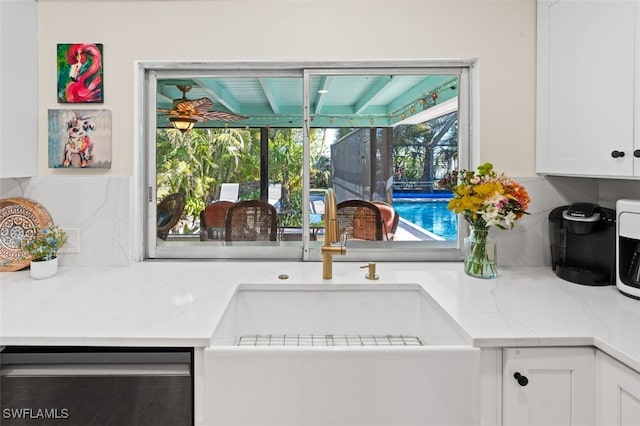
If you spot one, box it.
[463,227,497,279]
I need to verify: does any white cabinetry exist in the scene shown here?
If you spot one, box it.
[502,347,595,426]
[0,0,37,178]
[536,0,640,178]
[597,351,640,425]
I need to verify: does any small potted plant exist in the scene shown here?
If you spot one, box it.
[20,225,68,279]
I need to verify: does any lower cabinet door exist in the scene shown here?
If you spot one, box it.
[597,350,640,425]
[503,347,595,426]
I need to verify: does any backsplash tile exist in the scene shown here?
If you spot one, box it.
[0,176,131,267]
[1,175,635,268]
[491,176,597,267]
[598,179,640,209]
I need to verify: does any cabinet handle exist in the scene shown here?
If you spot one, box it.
[611,150,625,158]
[634,150,640,158]
[514,372,529,386]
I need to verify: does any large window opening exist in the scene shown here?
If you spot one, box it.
[145,62,470,261]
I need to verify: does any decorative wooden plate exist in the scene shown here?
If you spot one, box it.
[0,198,53,272]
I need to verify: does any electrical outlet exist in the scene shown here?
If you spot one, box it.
[59,228,80,253]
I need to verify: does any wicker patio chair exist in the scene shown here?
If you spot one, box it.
[157,193,186,240]
[336,199,384,241]
[200,200,235,240]
[372,200,400,241]
[225,200,278,241]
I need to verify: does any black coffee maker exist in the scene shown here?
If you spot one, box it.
[549,202,616,286]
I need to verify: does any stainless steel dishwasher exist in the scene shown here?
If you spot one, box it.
[0,347,193,426]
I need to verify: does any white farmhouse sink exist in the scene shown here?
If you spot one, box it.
[205,284,480,426]
[211,283,471,347]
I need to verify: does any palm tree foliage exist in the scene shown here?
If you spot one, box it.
[393,123,433,182]
[156,127,332,232]
[156,127,256,230]
[392,111,458,187]
[155,115,457,235]
[268,128,303,210]
[268,128,331,227]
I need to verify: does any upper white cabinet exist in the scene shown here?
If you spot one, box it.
[597,351,640,425]
[536,0,640,178]
[502,347,595,426]
[0,0,37,178]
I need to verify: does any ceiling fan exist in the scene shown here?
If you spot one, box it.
[157,85,246,132]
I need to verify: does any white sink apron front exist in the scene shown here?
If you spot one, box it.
[204,284,481,426]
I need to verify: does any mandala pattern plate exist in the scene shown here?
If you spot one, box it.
[0,198,53,272]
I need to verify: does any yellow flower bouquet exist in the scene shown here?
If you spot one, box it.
[438,163,530,277]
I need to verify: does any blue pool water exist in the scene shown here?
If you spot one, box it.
[393,200,458,241]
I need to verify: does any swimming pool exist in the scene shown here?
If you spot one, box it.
[393,200,458,241]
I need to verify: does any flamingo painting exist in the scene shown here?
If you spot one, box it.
[57,43,103,103]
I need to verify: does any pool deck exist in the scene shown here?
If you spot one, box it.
[393,218,444,241]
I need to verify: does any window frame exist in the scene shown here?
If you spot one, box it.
[133,60,473,263]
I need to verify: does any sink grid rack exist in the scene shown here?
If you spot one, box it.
[237,334,423,347]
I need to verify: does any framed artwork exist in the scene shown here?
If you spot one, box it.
[57,43,103,103]
[48,109,112,169]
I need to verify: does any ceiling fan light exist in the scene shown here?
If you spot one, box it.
[170,116,197,133]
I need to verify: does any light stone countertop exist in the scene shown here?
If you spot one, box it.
[1,261,639,372]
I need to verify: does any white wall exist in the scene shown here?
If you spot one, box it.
[37,0,537,177]
[0,176,132,266]
[10,0,589,268]
[0,173,590,267]
[5,0,633,268]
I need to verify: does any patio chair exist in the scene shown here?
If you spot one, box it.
[372,200,400,241]
[219,183,239,202]
[336,199,383,241]
[157,193,186,240]
[225,200,278,241]
[200,200,235,240]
